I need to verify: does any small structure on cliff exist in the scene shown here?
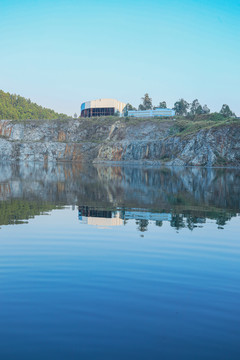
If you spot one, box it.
[80,98,126,117]
[128,108,175,117]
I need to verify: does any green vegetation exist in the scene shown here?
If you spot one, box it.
[80,113,239,135]
[135,93,237,119]
[220,104,235,117]
[173,98,189,115]
[137,93,167,110]
[0,200,62,227]
[0,90,70,120]
[170,115,239,138]
[139,93,153,110]
[155,101,167,109]
[1,89,238,125]
[124,103,137,111]
[107,113,239,140]
[172,98,236,118]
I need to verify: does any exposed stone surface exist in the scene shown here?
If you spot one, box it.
[0,119,239,167]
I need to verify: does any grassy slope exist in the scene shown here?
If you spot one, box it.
[81,114,240,138]
[168,117,240,138]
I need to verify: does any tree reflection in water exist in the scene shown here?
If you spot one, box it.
[0,162,239,231]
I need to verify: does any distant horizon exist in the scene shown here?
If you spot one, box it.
[1,0,239,116]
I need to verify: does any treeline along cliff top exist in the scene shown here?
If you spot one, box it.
[0,90,69,120]
[0,90,239,122]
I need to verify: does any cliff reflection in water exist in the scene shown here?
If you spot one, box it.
[0,162,239,231]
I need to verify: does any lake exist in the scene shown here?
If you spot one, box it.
[0,162,239,359]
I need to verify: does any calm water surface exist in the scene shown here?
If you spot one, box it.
[0,163,240,359]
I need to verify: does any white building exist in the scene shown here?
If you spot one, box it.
[81,98,126,117]
[128,108,175,118]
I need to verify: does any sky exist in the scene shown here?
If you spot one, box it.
[0,0,239,116]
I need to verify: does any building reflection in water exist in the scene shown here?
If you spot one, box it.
[77,205,236,232]
[0,162,239,231]
[78,206,172,230]
[78,206,123,228]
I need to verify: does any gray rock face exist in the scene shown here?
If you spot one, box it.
[96,121,240,167]
[0,119,239,167]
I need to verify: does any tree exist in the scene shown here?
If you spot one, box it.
[173,99,189,116]
[136,219,149,232]
[170,214,185,230]
[190,99,203,116]
[141,93,152,110]
[154,101,167,110]
[202,104,210,114]
[123,103,137,116]
[159,101,167,109]
[138,104,146,111]
[74,113,78,118]
[0,89,70,120]
[220,104,235,118]
[125,103,136,111]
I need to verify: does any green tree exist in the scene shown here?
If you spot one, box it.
[159,101,167,109]
[0,89,70,120]
[154,101,167,110]
[170,214,185,230]
[123,103,137,115]
[125,103,136,111]
[202,104,210,114]
[138,104,146,111]
[140,93,152,110]
[173,98,189,116]
[136,219,149,232]
[220,104,235,118]
[190,99,203,116]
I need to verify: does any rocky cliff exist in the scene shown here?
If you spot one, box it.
[0,118,239,167]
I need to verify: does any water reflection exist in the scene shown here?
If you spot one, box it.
[77,205,237,231]
[0,162,239,231]
[78,206,172,229]
[1,162,240,360]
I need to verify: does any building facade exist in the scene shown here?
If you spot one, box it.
[81,98,126,117]
[128,108,175,117]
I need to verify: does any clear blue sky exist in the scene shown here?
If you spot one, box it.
[1,0,239,115]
